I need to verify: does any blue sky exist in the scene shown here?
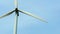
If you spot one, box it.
[0,0,60,34]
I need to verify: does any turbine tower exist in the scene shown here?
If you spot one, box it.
[0,0,48,34]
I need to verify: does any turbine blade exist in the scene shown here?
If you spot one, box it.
[0,10,14,18]
[19,10,48,23]
[15,0,18,8]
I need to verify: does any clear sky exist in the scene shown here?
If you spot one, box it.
[0,0,60,34]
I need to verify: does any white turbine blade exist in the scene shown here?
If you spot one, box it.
[0,10,14,18]
[15,0,18,8]
[19,10,48,23]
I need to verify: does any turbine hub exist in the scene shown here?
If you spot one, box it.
[15,8,19,16]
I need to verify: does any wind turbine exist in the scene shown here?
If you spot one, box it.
[0,0,48,34]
